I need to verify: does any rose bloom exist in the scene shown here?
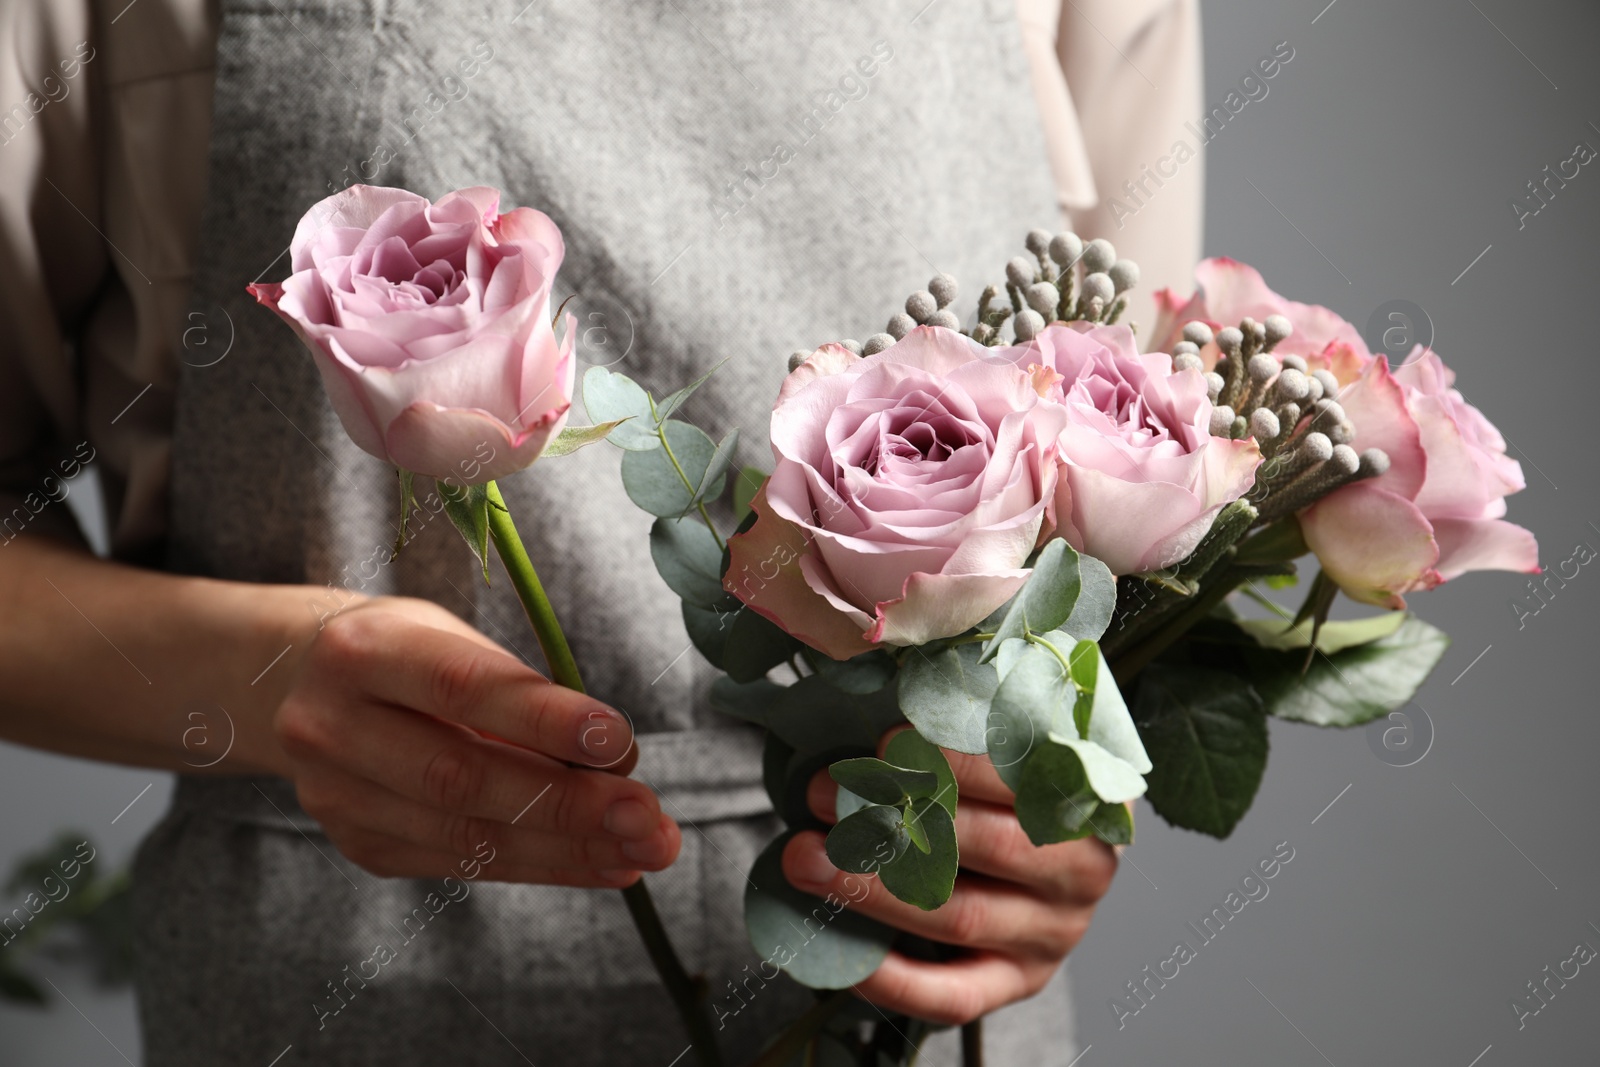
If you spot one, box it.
[1010,324,1260,577]
[726,327,1067,660]
[1300,348,1539,607]
[1154,257,1538,605]
[1149,256,1370,383]
[250,184,573,483]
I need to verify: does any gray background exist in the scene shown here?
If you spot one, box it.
[3,0,1596,1063]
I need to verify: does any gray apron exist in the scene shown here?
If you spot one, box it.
[137,1,1079,1062]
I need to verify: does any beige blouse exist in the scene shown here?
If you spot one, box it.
[0,0,1201,564]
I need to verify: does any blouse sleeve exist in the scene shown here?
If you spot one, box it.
[0,1,104,549]
[0,0,217,563]
[1018,0,1205,331]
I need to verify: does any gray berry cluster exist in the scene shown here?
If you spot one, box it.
[1190,313,1390,525]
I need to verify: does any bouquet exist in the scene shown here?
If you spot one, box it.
[255,187,1537,1067]
[596,233,1538,1060]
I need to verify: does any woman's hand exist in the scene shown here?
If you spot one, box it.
[781,729,1118,1025]
[276,596,681,888]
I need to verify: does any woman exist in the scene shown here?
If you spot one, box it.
[0,0,1201,1062]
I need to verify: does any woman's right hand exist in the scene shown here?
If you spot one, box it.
[274,596,680,888]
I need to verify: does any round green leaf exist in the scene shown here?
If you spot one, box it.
[829,758,938,806]
[1014,740,1099,845]
[826,805,910,875]
[897,642,998,754]
[620,420,718,516]
[879,799,958,910]
[883,730,958,819]
[745,835,894,989]
[650,516,727,608]
[580,366,659,451]
[986,645,1070,791]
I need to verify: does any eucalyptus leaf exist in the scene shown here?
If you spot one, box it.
[709,675,787,728]
[436,480,492,583]
[697,429,740,508]
[763,732,798,820]
[826,805,910,876]
[720,606,801,684]
[620,420,720,516]
[745,835,894,989]
[829,758,939,806]
[766,676,906,756]
[1013,740,1099,845]
[816,649,898,695]
[902,805,931,853]
[879,798,958,910]
[655,358,728,423]
[982,542,1117,661]
[732,466,767,521]
[1068,638,1098,738]
[986,644,1071,791]
[884,730,958,819]
[649,517,727,609]
[1063,552,1118,641]
[580,366,659,451]
[1047,731,1148,803]
[983,541,1081,660]
[1090,799,1135,845]
[897,642,998,754]
[834,784,872,822]
[1246,616,1449,727]
[1131,663,1268,839]
[682,601,737,668]
[541,419,630,458]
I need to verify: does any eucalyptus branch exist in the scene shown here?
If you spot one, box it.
[650,401,726,551]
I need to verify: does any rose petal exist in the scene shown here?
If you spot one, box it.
[1431,517,1540,581]
[1300,482,1442,608]
[382,400,569,483]
[869,568,1031,647]
[723,485,878,661]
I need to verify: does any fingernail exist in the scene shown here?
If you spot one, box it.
[622,836,668,865]
[790,840,837,888]
[580,706,629,762]
[604,798,656,840]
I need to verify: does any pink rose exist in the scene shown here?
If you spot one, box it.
[1012,324,1261,576]
[726,327,1067,660]
[1150,257,1370,383]
[249,184,574,483]
[1299,349,1539,607]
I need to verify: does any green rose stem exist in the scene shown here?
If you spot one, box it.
[961,1018,984,1066]
[482,481,726,1067]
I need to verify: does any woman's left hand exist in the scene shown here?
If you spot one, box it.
[781,728,1119,1026]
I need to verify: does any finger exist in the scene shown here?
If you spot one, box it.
[328,828,644,888]
[853,950,1048,1027]
[948,800,1118,903]
[807,768,839,824]
[281,698,667,840]
[875,726,1012,806]
[318,612,637,772]
[296,765,682,871]
[781,831,1064,955]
